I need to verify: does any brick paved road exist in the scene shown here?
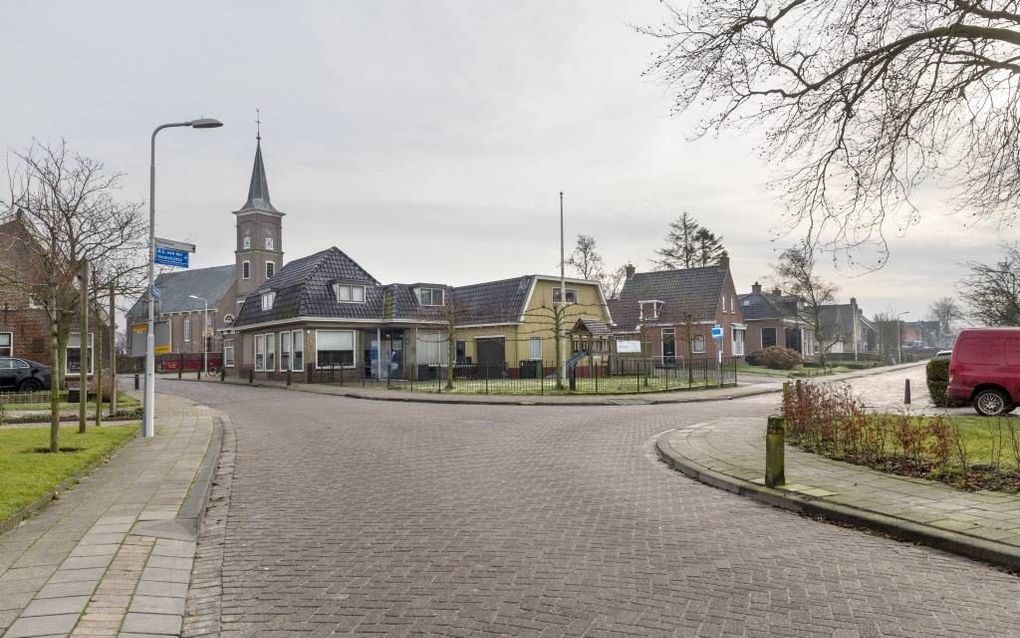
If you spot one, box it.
[166,380,1020,637]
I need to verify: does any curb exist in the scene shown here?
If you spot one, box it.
[654,428,1020,571]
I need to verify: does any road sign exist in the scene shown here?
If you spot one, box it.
[155,237,196,253]
[711,324,724,340]
[155,246,189,268]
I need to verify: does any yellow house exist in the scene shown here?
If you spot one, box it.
[449,275,612,375]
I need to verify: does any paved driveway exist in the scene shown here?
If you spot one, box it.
[164,378,1020,637]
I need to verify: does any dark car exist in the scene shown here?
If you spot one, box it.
[0,357,52,392]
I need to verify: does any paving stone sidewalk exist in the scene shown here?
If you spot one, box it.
[0,394,216,638]
[661,417,1020,566]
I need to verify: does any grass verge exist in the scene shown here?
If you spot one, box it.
[0,424,138,523]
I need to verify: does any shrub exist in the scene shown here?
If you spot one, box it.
[926,357,950,407]
[755,346,802,370]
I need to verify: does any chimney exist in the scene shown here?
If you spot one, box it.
[772,286,782,296]
[850,296,857,310]
[718,251,729,270]
[625,263,636,279]
[752,281,762,295]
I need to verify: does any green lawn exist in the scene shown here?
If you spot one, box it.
[737,363,854,378]
[946,416,1020,469]
[0,424,138,522]
[390,374,728,395]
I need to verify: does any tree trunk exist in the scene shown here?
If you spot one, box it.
[79,262,88,434]
[94,318,103,427]
[109,286,117,418]
[48,294,60,453]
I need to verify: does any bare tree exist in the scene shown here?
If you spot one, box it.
[600,265,628,301]
[959,244,1020,325]
[642,2,1020,264]
[928,296,964,335]
[567,234,606,281]
[774,242,838,366]
[654,212,725,269]
[0,141,144,451]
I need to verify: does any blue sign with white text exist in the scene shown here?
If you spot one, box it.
[711,324,724,340]
[155,246,189,268]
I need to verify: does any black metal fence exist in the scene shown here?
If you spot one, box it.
[384,356,738,395]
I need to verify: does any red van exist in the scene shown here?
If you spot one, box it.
[947,328,1020,416]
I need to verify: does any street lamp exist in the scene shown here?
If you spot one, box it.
[145,118,222,439]
[189,295,209,376]
[897,311,910,364]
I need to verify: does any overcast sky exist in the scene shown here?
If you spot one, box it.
[1,1,1007,322]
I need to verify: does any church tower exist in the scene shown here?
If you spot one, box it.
[234,129,284,303]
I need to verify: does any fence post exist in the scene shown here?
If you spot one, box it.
[765,415,786,487]
[904,378,911,404]
[594,360,599,394]
[134,374,140,390]
[485,365,489,395]
[541,366,544,395]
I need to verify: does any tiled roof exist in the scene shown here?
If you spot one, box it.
[820,303,878,339]
[234,247,382,326]
[450,276,534,325]
[239,139,279,213]
[126,265,236,318]
[572,318,611,335]
[611,266,726,331]
[737,290,801,321]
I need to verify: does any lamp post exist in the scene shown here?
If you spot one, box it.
[897,311,910,364]
[145,118,222,439]
[189,295,209,376]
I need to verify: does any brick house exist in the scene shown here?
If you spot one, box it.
[737,282,816,357]
[819,298,879,355]
[608,256,745,361]
[0,211,110,379]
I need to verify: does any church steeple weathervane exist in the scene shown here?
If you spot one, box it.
[241,108,278,213]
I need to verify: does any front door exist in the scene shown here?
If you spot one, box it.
[785,327,802,353]
[476,338,505,378]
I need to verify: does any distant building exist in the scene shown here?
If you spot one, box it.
[608,255,744,360]
[818,298,879,356]
[737,282,816,356]
[127,135,283,363]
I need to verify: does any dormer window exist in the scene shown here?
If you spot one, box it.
[334,283,366,303]
[552,287,578,304]
[639,300,663,321]
[417,287,444,306]
[261,291,276,311]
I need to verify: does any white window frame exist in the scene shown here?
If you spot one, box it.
[280,330,291,371]
[243,235,251,249]
[0,332,11,357]
[292,330,304,372]
[661,327,676,358]
[732,327,745,357]
[242,261,251,280]
[224,339,235,368]
[640,301,662,321]
[315,329,357,369]
[692,334,706,354]
[266,261,275,279]
[416,331,448,365]
[183,315,191,343]
[334,283,367,304]
[417,287,444,306]
[528,336,543,361]
[66,332,95,376]
[255,334,265,371]
[261,291,276,311]
[265,333,276,371]
[552,287,578,304]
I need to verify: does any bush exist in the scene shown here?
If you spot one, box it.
[926,357,949,408]
[753,346,803,370]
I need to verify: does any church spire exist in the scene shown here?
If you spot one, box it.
[241,112,278,213]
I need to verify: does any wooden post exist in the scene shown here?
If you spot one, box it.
[904,378,911,405]
[78,261,88,434]
[765,415,786,488]
[109,286,117,418]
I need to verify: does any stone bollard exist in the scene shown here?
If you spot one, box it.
[904,378,911,405]
[765,415,786,488]
[197,368,201,381]
[134,374,140,391]
[248,367,254,384]
[287,367,292,387]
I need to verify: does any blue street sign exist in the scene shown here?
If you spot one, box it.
[711,324,724,340]
[155,246,189,268]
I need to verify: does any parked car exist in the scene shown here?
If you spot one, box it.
[934,349,952,359]
[0,357,52,392]
[947,328,1020,416]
